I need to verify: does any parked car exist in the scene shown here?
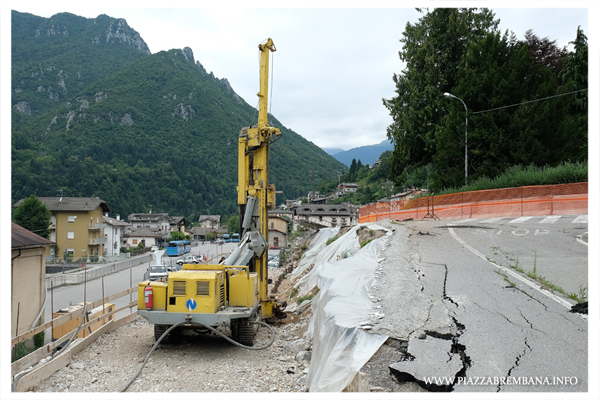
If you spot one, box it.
[151,246,159,252]
[268,256,280,268]
[177,255,199,265]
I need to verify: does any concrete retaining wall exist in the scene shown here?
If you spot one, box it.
[46,255,152,286]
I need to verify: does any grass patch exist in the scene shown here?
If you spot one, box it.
[568,285,588,303]
[288,287,298,299]
[361,238,374,248]
[297,294,313,305]
[326,236,338,246]
[508,258,524,273]
[495,270,516,288]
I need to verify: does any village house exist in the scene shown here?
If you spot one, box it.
[337,182,359,197]
[103,214,129,257]
[128,213,172,232]
[295,204,356,229]
[268,214,289,249]
[124,213,174,249]
[390,187,428,201]
[190,226,227,241]
[122,227,168,249]
[198,215,221,230]
[13,197,110,260]
[169,216,186,233]
[11,223,54,343]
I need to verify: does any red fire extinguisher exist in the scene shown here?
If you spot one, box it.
[144,283,154,309]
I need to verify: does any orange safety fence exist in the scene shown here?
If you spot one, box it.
[358,182,588,223]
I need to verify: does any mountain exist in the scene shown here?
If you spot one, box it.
[322,147,345,156]
[333,139,394,167]
[11,11,345,222]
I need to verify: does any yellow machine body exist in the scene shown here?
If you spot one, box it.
[228,269,259,308]
[137,280,168,311]
[137,263,259,313]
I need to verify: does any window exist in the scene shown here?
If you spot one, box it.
[67,231,74,239]
[67,249,74,257]
[133,239,138,245]
[68,216,76,223]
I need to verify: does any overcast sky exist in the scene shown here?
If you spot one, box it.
[3,1,594,152]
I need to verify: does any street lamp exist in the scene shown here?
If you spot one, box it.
[444,92,468,185]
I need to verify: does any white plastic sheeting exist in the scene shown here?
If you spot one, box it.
[291,227,339,280]
[302,224,391,392]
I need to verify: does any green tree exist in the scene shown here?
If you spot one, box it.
[205,231,216,241]
[556,26,588,162]
[383,8,499,187]
[228,215,240,234]
[170,231,185,241]
[12,194,51,238]
[348,158,358,181]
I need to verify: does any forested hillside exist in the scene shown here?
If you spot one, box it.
[333,139,393,167]
[11,11,345,222]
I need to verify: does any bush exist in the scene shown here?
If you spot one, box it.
[435,161,588,196]
[33,331,45,348]
[12,342,35,362]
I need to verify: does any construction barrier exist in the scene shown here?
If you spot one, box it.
[358,182,588,223]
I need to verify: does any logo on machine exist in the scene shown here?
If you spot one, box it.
[186,298,197,311]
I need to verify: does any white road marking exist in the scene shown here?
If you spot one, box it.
[571,215,588,224]
[509,216,533,224]
[540,216,561,224]
[481,217,505,224]
[447,226,574,310]
[576,233,588,246]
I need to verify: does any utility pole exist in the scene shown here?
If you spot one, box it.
[309,169,317,202]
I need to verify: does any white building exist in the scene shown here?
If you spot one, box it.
[103,214,130,256]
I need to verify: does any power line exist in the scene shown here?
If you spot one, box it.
[471,89,587,114]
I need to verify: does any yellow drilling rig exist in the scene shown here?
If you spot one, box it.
[137,39,284,346]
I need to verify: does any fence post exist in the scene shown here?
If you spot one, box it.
[521,186,524,216]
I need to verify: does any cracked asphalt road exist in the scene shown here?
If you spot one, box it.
[370,217,587,392]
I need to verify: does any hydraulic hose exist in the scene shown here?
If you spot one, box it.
[13,302,89,392]
[121,320,276,392]
[30,278,50,331]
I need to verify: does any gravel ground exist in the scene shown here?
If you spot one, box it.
[28,225,424,393]
[30,313,313,393]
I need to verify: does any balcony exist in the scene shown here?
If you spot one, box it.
[89,223,107,230]
[89,237,107,245]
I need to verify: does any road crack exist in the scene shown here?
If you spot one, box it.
[442,264,459,308]
[498,337,532,392]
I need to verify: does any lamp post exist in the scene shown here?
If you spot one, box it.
[444,92,468,185]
